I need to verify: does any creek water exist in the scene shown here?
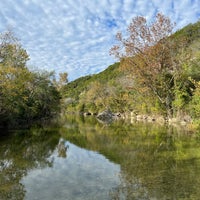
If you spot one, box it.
[1,116,200,200]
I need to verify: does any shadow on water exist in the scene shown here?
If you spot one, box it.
[1,115,200,199]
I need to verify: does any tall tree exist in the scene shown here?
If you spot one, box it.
[110,13,190,117]
[0,31,60,128]
[57,72,68,90]
[0,30,29,68]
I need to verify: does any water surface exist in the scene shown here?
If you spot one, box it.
[1,116,200,200]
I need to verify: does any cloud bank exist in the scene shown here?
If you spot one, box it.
[0,0,200,80]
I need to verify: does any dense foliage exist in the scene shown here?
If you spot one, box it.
[0,31,60,128]
[110,13,194,118]
[62,15,200,121]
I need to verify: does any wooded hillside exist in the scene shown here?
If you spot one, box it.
[62,16,200,121]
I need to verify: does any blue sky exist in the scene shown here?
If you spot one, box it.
[0,0,200,81]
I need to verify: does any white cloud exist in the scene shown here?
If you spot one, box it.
[0,0,200,81]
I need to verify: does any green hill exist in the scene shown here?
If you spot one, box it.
[61,19,200,120]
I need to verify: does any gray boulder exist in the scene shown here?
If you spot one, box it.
[96,110,114,122]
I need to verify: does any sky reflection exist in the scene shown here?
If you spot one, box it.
[21,140,121,200]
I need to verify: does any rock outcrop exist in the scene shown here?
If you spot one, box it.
[96,110,115,122]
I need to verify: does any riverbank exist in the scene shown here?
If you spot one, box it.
[86,109,198,132]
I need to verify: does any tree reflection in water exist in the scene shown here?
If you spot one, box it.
[57,138,69,158]
[0,127,60,200]
[61,116,200,200]
[1,115,200,200]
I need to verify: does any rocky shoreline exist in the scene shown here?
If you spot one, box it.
[93,110,192,126]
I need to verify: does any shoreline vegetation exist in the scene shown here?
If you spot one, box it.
[0,31,62,129]
[1,13,200,132]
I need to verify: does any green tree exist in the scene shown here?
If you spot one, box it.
[189,80,200,118]
[0,66,60,127]
[0,31,60,128]
[26,71,60,120]
[110,13,192,118]
[55,72,68,91]
[81,81,108,110]
[0,65,33,124]
[59,72,68,85]
[0,30,29,68]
